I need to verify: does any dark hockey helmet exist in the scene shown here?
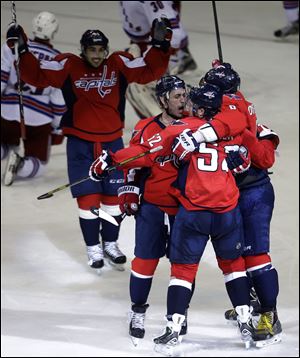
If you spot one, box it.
[155,75,186,103]
[80,29,109,53]
[187,84,223,119]
[203,65,240,93]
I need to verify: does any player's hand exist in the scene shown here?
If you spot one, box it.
[118,185,140,216]
[6,23,28,55]
[226,145,251,175]
[172,129,199,160]
[257,123,280,149]
[151,17,173,52]
[89,150,112,182]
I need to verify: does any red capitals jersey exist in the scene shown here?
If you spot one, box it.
[19,48,170,142]
[222,90,257,134]
[113,106,247,213]
[128,115,180,215]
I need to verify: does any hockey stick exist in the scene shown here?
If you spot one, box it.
[212,1,223,63]
[37,145,163,200]
[11,1,26,154]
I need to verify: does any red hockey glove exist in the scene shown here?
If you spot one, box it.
[150,17,173,52]
[89,150,112,182]
[257,123,280,149]
[172,129,199,161]
[117,185,140,216]
[6,23,28,55]
[226,146,251,175]
[51,128,64,145]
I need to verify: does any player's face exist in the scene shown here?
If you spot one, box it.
[84,45,107,68]
[167,88,186,118]
[185,99,205,118]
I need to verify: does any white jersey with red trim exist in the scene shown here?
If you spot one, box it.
[1,40,66,126]
[119,1,188,49]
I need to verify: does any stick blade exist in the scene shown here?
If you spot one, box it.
[37,193,54,200]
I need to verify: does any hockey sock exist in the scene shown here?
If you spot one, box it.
[100,219,121,242]
[1,144,9,160]
[167,285,192,316]
[130,274,153,305]
[225,276,251,308]
[250,268,279,312]
[17,156,46,178]
[79,216,101,246]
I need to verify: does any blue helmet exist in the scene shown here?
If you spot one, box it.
[155,75,186,101]
[188,84,223,119]
[80,29,109,53]
[203,65,240,93]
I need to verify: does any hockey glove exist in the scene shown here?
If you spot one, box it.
[150,17,173,52]
[89,150,112,182]
[172,129,199,161]
[257,123,280,149]
[226,146,251,175]
[6,23,28,55]
[118,185,140,216]
[51,128,64,145]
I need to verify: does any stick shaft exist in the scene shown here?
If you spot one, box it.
[37,146,162,199]
[212,1,223,63]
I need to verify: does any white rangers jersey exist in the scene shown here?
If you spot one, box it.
[1,40,66,126]
[119,1,188,49]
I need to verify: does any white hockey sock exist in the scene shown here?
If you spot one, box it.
[286,8,299,23]
[17,156,46,178]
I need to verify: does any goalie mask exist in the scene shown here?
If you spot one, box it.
[203,66,240,94]
[32,11,59,40]
[187,84,223,120]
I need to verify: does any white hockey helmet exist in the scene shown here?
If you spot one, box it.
[32,11,59,40]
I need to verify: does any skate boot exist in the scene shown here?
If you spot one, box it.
[225,288,261,323]
[236,305,255,349]
[253,310,282,348]
[153,313,185,356]
[3,150,23,186]
[274,19,299,38]
[128,303,149,346]
[179,308,188,337]
[103,241,126,271]
[87,244,104,270]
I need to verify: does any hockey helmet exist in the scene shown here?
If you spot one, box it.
[80,30,109,53]
[32,11,59,40]
[187,84,223,119]
[204,65,240,93]
[155,75,186,101]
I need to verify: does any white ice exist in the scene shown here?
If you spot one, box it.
[1,1,299,357]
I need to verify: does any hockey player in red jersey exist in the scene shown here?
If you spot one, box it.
[6,17,173,272]
[203,63,282,348]
[117,75,190,345]
[1,11,66,186]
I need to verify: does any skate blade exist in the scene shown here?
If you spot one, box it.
[255,334,282,348]
[104,258,125,271]
[154,343,183,357]
[130,336,142,347]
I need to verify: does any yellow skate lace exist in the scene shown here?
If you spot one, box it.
[256,312,274,335]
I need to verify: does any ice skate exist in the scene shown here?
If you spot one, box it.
[253,310,282,348]
[103,241,126,271]
[225,288,261,323]
[179,308,188,337]
[274,19,299,38]
[3,150,23,186]
[153,313,185,356]
[87,244,104,272]
[128,303,149,346]
[236,305,255,349]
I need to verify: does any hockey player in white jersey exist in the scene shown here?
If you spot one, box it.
[1,11,66,186]
[119,1,198,118]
